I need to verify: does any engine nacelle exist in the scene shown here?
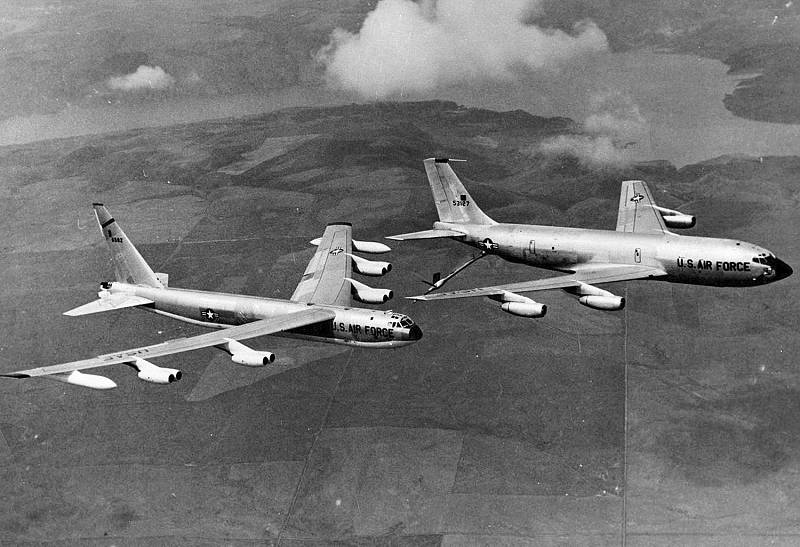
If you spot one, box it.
[352,239,391,254]
[346,278,393,304]
[134,358,182,384]
[222,339,275,366]
[653,205,695,229]
[309,238,392,254]
[579,295,625,311]
[60,369,117,390]
[501,301,547,318]
[661,213,696,229]
[232,350,275,366]
[349,254,392,276]
[489,291,547,318]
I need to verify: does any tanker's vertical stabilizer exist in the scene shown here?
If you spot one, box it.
[424,158,495,225]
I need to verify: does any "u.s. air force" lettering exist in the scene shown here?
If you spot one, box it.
[676,258,750,272]
[331,321,394,337]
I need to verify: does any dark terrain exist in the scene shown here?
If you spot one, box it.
[0,101,797,544]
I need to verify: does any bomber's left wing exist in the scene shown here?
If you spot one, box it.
[409,264,667,300]
[292,223,353,306]
[1,307,336,388]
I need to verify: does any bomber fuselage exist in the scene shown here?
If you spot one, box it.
[436,221,792,287]
[99,282,422,348]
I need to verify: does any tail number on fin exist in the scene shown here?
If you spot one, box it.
[452,194,470,207]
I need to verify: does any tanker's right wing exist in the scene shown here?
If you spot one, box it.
[616,180,697,233]
[616,180,668,234]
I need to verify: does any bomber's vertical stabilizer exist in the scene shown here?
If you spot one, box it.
[93,204,163,288]
[424,158,495,225]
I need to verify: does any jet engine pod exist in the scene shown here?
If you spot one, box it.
[350,254,392,276]
[346,277,393,304]
[578,295,625,311]
[352,239,392,254]
[662,213,696,229]
[231,350,275,366]
[308,238,391,254]
[223,338,275,366]
[61,370,117,390]
[133,358,182,384]
[501,301,547,318]
[491,291,547,318]
[653,205,696,229]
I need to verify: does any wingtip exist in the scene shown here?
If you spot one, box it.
[428,157,466,163]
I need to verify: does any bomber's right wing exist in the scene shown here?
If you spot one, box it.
[409,264,667,301]
[616,180,668,234]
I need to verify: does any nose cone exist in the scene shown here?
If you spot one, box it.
[773,258,793,281]
[408,324,423,341]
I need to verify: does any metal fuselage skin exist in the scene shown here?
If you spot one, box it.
[102,283,421,348]
[436,221,789,287]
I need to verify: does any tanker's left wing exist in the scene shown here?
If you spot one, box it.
[0,307,336,389]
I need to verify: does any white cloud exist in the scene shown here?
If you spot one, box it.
[540,134,630,167]
[107,65,175,92]
[583,91,647,137]
[318,0,608,98]
[538,91,648,166]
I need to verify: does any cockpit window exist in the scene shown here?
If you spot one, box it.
[399,317,413,328]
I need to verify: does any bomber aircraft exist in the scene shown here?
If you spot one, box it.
[1,205,421,390]
[388,158,792,318]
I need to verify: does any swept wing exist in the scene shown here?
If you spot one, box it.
[1,307,335,380]
[409,264,666,300]
[291,223,353,306]
[386,228,465,240]
[616,180,668,234]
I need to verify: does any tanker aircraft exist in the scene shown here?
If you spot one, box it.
[1,205,421,390]
[388,158,791,318]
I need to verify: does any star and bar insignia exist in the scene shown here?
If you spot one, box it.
[200,308,219,321]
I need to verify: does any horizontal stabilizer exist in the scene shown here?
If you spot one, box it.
[64,294,154,316]
[386,229,464,241]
